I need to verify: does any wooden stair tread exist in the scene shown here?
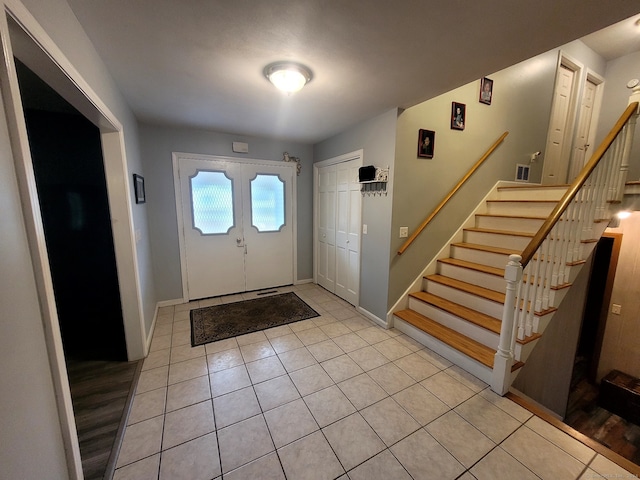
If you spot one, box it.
[475,213,546,220]
[409,291,502,334]
[425,274,505,304]
[438,257,504,277]
[465,226,535,238]
[395,309,495,368]
[497,184,569,190]
[486,199,558,203]
[451,242,520,256]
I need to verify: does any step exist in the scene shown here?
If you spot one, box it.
[463,227,534,251]
[437,257,505,293]
[450,242,519,269]
[424,274,504,319]
[495,185,568,201]
[475,213,546,234]
[409,291,501,348]
[485,199,558,217]
[394,309,496,368]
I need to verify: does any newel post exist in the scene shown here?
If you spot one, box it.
[491,254,523,395]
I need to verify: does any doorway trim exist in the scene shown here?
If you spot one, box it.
[173,151,298,302]
[0,2,146,477]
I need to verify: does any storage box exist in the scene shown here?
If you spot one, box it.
[598,370,640,425]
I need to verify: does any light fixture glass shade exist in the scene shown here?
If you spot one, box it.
[264,62,312,93]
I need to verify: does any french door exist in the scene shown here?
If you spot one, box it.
[175,154,294,300]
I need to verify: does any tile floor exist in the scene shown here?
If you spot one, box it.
[113,284,636,480]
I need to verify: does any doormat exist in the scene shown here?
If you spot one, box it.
[190,292,319,347]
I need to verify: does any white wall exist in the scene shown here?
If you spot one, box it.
[313,109,398,322]
[0,0,156,476]
[138,123,314,301]
[596,50,640,180]
[0,74,70,480]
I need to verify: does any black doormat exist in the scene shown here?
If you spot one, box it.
[190,292,319,347]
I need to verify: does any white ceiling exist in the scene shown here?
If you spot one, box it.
[66,1,640,144]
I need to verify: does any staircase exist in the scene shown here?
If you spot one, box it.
[393,183,607,387]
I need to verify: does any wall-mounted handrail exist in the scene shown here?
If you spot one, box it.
[520,102,638,267]
[397,131,509,255]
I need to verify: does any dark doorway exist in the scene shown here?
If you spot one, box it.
[15,59,127,361]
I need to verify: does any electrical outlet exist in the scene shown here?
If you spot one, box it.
[399,226,408,238]
[612,304,622,315]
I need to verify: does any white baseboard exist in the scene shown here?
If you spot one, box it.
[295,278,314,285]
[357,306,388,329]
[157,298,186,307]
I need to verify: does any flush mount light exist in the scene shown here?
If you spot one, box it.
[264,62,312,93]
[617,210,631,219]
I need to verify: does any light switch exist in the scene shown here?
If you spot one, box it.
[399,226,408,238]
[362,224,367,234]
[611,304,621,315]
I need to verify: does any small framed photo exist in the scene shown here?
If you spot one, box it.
[417,129,435,158]
[451,102,466,130]
[133,174,146,204]
[479,77,493,105]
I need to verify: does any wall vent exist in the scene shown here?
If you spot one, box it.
[516,164,530,182]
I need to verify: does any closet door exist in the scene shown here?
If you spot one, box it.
[317,164,336,292]
[315,156,361,305]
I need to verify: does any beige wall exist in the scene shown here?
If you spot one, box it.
[388,40,607,307]
[598,212,640,381]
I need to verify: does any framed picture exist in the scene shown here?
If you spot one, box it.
[479,77,493,105]
[133,174,146,204]
[451,102,466,130]
[417,129,435,158]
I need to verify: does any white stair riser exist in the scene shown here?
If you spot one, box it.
[425,280,503,319]
[408,297,499,349]
[494,187,566,201]
[463,230,531,251]
[438,262,504,293]
[451,245,511,269]
[514,338,539,363]
[393,318,493,385]
[475,215,545,233]
[486,201,556,217]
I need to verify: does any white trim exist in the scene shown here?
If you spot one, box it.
[312,149,364,305]
[356,306,388,329]
[173,152,298,300]
[0,2,148,477]
[295,277,314,285]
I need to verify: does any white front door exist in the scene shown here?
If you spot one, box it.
[176,155,294,300]
[315,152,362,306]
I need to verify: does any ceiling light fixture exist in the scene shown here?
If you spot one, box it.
[264,62,312,94]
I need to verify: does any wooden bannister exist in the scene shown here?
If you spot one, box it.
[491,101,639,395]
[520,102,638,267]
[397,131,509,256]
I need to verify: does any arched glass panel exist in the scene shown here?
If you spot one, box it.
[251,174,285,232]
[190,170,234,234]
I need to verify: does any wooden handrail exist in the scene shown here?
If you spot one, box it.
[520,102,639,267]
[397,131,509,255]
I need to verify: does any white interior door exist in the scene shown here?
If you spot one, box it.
[317,165,336,292]
[568,77,600,181]
[335,160,361,305]
[542,63,578,185]
[315,152,362,306]
[176,155,294,300]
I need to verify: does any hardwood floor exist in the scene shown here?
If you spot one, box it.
[66,357,141,480]
[565,357,640,466]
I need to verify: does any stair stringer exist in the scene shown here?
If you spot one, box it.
[386,180,519,326]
